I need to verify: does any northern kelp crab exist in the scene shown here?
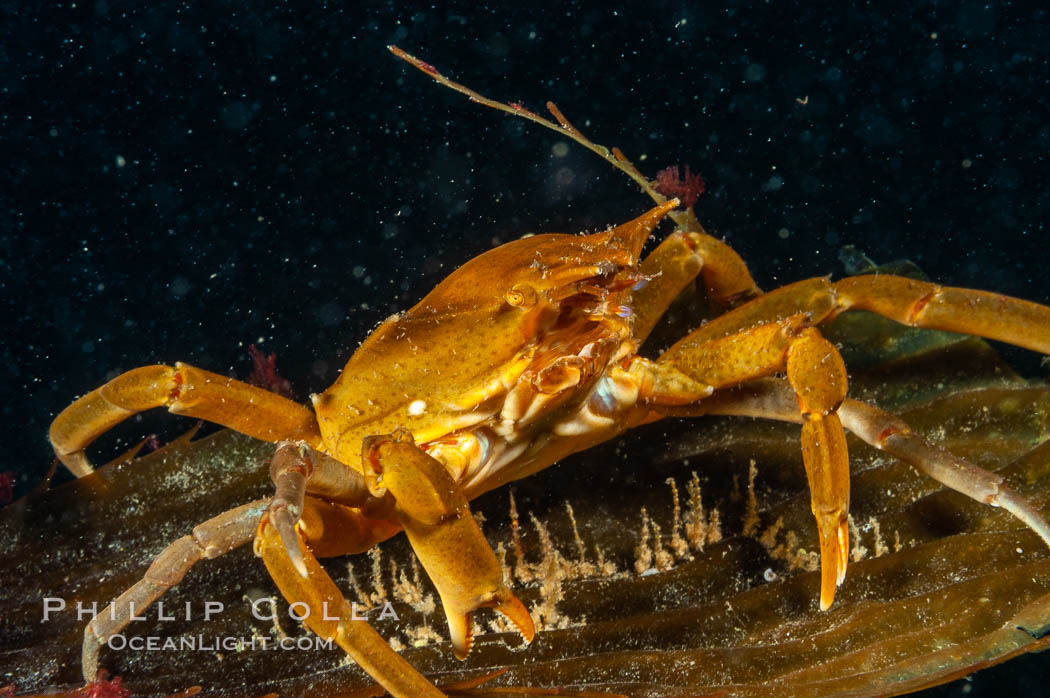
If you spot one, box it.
[34,47,1050,697]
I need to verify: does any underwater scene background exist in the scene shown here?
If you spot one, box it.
[3,1,1050,695]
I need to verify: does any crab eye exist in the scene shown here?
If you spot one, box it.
[505,283,538,309]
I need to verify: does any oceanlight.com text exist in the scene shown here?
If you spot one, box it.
[105,634,335,652]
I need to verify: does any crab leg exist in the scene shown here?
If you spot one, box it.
[264,442,401,575]
[257,443,446,696]
[50,363,322,477]
[660,277,838,351]
[254,515,446,698]
[786,328,851,608]
[691,378,1050,548]
[668,275,1050,357]
[82,498,269,683]
[631,228,761,343]
[650,316,851,609]
[362,429,535,659]
[833,275,1050,354]
[840,398,1050,547]
[261,436,532,680]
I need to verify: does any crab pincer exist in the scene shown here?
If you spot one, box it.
[364,428,535,658]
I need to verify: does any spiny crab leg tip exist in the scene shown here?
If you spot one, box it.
[290,548,308,578]
[281,524,309,578]
[272,510,309,577]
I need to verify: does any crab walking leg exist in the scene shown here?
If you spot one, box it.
[50,363,322,477]
[660,278,840,352]
[833,275,1050,354]
[631,229,761,343]
[652,316,851,609]
[256,444,441,695]
[363,429,535,659]
[254,518,445,698]
[264,442,402,575]
[840,399,1050,547]
[82,498,269,683]
[691,378,1050,547]
[664,275,1050,358]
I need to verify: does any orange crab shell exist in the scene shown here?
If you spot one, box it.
[310,200,677,471]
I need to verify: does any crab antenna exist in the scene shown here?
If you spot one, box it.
[388,45,701,231]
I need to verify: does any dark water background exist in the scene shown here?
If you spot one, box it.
[3,1,1049,694]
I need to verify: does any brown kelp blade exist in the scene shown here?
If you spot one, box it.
[4,312,1050,695]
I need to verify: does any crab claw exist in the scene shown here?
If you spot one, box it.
[446,584,535,660]
[801,413,851,611]
[814,509,849,611]
[364,432,535,658]
[787,328,852,611]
